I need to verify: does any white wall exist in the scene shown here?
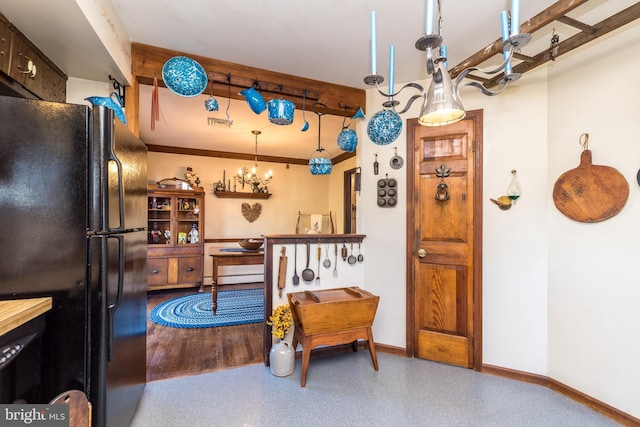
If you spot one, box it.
[66,77,110,104]
[546,23,640,417]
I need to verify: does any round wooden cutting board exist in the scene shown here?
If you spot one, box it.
[553,150,628,223]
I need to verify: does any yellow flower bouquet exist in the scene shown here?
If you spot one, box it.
[267,304,293,339]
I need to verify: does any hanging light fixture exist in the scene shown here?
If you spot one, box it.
[308,102,333,175]
[237,130,273,193]
[364,0,531,127]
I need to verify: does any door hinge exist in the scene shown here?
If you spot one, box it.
[471,141,476,152]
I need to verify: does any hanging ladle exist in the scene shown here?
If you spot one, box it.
[301,241,315,282]
[357,242,364,263]
[301,89,309,131]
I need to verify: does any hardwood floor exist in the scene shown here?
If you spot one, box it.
[146,284,264,382]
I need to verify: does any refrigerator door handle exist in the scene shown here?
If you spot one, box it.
[108,143,125,233]
[106,234,124,361]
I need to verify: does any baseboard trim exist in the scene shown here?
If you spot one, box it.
[482,364,640,426]
[375,342,409,357]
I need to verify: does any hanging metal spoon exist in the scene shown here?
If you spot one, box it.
[357,242,364,263]
[301,241,315,282]
[292,242,300,286]
[323,244,331,268]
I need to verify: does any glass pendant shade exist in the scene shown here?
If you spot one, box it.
[418,61,465,127]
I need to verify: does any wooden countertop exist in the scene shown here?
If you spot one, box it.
[0,297,52,336]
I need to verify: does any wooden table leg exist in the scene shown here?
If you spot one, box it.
[211,258,219,315]
[366,327,379,371]
[300,339,312,387]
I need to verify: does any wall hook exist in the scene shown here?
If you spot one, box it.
[109,75,125,108]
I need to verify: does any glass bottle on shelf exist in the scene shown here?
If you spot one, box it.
[188,223,199,244]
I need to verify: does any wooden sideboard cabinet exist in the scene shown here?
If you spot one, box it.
[0,12,67,102]
[147,185,205,290]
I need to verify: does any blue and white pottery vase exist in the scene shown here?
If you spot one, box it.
[267,98,295,125]
[337,127,358,153]
[204,96,219,112]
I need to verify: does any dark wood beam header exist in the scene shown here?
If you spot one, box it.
[131,42,366,118]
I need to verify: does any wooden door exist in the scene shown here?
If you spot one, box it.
[406,110,483,370]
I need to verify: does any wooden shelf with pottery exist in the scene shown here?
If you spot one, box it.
[214,191,271,199]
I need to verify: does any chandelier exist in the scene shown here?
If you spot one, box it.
[364,0,531,126]
[237,130,273,193]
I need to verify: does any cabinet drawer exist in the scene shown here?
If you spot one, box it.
[7,32,66,102]
[0,20,11,73]
[147,258,168,285]
[178,257,202,284]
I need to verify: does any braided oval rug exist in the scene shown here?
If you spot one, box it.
[149,288,264,328]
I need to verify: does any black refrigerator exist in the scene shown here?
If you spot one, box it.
[0,95,147,427]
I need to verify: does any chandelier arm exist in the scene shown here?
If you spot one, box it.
[395,94,425,114]
[456,47,515,80]
[374,82,425,100]
[453,46,515,98]
[459,80,509,97]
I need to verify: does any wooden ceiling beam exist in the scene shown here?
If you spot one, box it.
[483,2,640,88]
[130,43,365,118]
[145,144,355,166]
[449,0,591,78]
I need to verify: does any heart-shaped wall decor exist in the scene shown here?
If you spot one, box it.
[241,202,262,223]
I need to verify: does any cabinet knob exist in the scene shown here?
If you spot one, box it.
[417,249,427,258]
[151,269,160,274]
[185,267,194,272]
[18,56,37,78]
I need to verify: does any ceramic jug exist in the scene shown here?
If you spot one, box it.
[239,87,266,114]
[269,341,295,376]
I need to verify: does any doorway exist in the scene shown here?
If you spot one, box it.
[343,167,360,233]
[406,110,483,370]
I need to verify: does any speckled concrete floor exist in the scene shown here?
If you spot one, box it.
[130,352,620,427]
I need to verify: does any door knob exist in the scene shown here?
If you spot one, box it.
[417,249,427,258]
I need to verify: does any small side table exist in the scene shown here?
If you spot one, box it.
[208,248,264,314]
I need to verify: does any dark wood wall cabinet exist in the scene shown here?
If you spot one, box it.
[147,185,205,291]
[0,12,67,102]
